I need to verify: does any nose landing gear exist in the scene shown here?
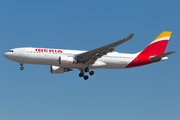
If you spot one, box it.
[20,62,24,70]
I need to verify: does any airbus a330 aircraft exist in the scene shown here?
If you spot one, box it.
[3,31,175,80]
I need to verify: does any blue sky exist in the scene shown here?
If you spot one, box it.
[0,0,180,120]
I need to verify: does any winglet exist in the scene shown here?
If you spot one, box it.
[126,33,134,40]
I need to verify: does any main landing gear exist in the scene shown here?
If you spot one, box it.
[20,62,24,70]
[79,68,94,80]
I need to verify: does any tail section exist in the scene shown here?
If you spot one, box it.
[126,31,173,68]
[140,31,172,56]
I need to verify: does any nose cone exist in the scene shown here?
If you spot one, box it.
[3,52,11,60]
[3,52,8,58]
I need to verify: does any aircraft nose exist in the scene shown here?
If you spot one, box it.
[3,52,7,57]
[3,52,9,59]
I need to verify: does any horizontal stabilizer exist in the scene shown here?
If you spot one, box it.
[150,51,176,61]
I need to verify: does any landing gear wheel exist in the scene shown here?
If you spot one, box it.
[20,62,24,70]
[85,68,89,72]
[20,67,24,70]
[79,73,84,77]
[84,75,89,80]
[89,71,94,76]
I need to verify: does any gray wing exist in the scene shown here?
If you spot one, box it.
[75,33,134,64]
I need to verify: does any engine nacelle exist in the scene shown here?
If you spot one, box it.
[50,66,71,74]
[59,56,77,65]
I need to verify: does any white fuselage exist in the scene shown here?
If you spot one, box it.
[4,47,138,69]
[3,31,173,80]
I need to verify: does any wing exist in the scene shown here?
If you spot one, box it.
[75,33,134,64]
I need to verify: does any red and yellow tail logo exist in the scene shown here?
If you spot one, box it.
[126,31,172,68]
[143,31,172,56]
[152,31,172,43]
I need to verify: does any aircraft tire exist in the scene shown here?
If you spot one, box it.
[89,71,94,75]
[85,68,89,72]
[20,67,24,70]
[79,73,84,77]
[84,75,88,80]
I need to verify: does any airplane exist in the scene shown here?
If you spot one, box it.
[3,31,175,80]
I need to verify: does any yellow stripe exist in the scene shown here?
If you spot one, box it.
[153,31,172,42]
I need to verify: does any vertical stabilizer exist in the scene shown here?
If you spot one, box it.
[140,31,172,56]
[126,31,172,68]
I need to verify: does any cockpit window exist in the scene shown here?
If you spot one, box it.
[8,50,14,52]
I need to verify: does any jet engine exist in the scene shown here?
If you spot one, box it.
[50,66,72,74]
